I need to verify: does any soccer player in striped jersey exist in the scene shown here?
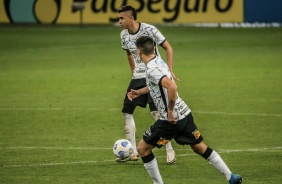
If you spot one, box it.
[127,36,242,184]
[116,5,179,164]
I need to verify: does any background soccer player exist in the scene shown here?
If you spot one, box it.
[117,5,179,163]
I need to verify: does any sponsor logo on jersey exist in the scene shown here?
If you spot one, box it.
[192,129,201,139]
[157,138,169,146]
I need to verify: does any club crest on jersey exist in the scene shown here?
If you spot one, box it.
[157,138,169,146]
[192,129,201,139]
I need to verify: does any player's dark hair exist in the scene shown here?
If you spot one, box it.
[136,36,154,56]
[117,5,137,20]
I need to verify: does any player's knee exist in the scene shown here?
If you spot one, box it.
[137,147,142,156]
[137,147,150,157]
[191,142,207,155]
[137,144,145,156]
[137,141,149,157]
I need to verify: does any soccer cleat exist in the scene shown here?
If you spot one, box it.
[229,173,243,184]
[166,149,176,164]
[115,154,139,163]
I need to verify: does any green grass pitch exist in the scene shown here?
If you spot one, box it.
[0,25,282,183]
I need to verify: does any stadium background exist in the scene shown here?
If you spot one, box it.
[0,0,282,25]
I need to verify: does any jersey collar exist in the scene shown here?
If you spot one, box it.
[147,55,157,65]
[129,22,141,35]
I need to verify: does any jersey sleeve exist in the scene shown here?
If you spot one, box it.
[120,30,129,50]
[148,24,166,46]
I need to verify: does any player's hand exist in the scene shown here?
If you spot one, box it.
[171,71,180,82]
[127,89,140,101]
[167,110,178,124]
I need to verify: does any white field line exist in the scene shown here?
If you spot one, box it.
[193,111,282,117]
[6,146,111,150]
[2,147,282,168]
[0,107,281,117]
[2,161,97,168]
[174,147,282,157]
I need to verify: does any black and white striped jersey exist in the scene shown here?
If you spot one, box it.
[145,56,191,120]
[120,23,166,79]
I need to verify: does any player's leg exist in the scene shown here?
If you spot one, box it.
[140,119,178,183]
[191,142,242,184]
[175,113,242,183]
[115,108,139,163]
[149,102,176,164]
[117,79,147,162]
[191,142,232,180]
[138,139,163,184]
[121,104,138,158]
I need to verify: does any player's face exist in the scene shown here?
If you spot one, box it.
[118,11,133,29]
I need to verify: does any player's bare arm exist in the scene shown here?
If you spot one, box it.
[127,87,149,101]
[160,41,180,81]
[161,76,178,123]
[126,50,135,74]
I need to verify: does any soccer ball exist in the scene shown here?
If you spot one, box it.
[113,139,133,159]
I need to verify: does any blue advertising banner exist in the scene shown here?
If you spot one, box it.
[244,0,282,22]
